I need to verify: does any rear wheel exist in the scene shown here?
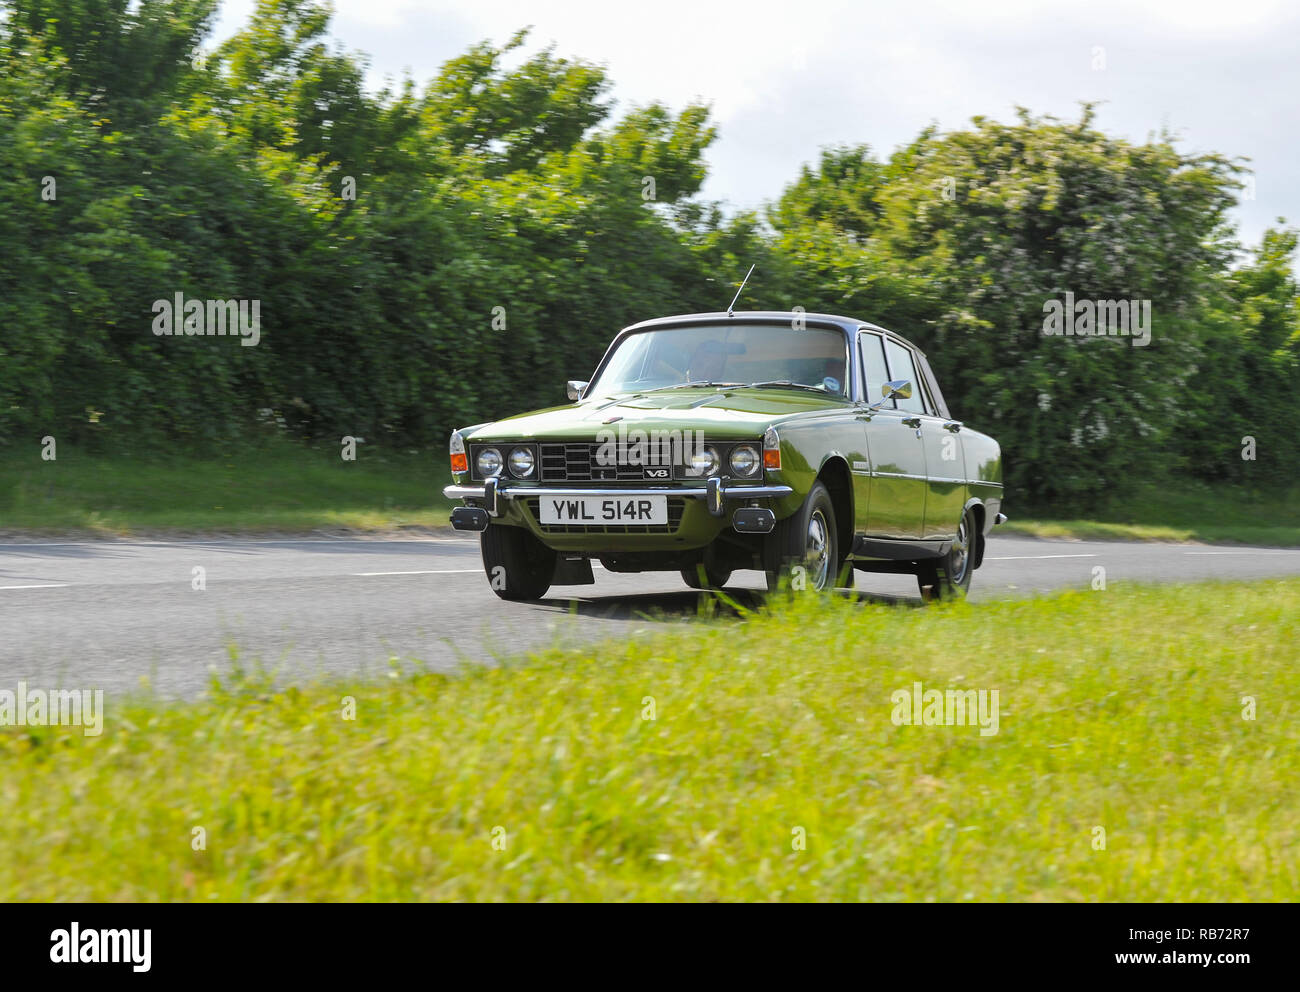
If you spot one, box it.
[481,524,556,601]
[764,481,839,593]
[917,506,975,601]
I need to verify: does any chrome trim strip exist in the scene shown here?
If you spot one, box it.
[869,472,1004,488]
[870,471,929,481]
[443,484,794,501]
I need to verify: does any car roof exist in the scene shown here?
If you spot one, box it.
[618,311,925,357]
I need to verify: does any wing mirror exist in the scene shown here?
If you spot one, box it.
[566,380,589,402]
[865,379,912,412]
[883,379,912,400]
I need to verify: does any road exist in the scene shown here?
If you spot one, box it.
[2,534,1298,698]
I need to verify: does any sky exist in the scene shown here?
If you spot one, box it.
[213,0,1300,250]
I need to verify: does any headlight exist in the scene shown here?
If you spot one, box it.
[729,444,760,477]
[689,446,720,476]
[508,446,535,478]
[476,447,502,477]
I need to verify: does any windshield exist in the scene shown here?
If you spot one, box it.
[587,323,849,398]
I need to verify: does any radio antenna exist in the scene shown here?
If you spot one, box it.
[727,264,756,317]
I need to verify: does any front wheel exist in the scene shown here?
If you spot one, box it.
[764,481,839,593]
[481,524,556,601]
[681,562,732,590]
[917,506,975,601]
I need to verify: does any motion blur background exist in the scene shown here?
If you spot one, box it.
[2,0,1297,509]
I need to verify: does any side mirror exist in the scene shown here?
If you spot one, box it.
[566,380,589,402]
[882,379,912,401]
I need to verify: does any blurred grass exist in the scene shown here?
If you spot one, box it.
[1007,484,1300,546]
[0,441,453,535]
[2,579,1296,901]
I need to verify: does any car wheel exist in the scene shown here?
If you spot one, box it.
[917,506,975,601]
[681,562,732,589]
[764,481,838,593]
[481,524,556,601]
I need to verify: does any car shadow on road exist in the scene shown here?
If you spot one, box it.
[529,586,920,622]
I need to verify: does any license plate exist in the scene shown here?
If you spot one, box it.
[539,495,667,525]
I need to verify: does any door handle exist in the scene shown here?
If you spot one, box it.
[943,421,963,433]
[901,416,921,429]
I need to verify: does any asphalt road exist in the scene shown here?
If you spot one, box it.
[2,533,1299,699]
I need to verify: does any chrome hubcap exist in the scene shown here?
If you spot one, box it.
[951,514,970,583]
[805,510,830,590]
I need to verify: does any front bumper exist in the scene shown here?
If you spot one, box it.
[443,478,793,519]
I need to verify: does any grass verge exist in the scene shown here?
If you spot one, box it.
[3,445,1295,546]
[0,442,453,536]
[2,579,1297,900]
[1006,484,1300,546]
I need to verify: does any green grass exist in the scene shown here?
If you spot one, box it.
[1008,483,1300,546]
[0,442,453,535]
[3,579,1297,901]
[3,445,1294,546]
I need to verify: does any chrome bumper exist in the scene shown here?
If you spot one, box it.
[443,479,793,518]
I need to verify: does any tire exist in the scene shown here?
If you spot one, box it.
[681,562,732,589]
[917,505,975,601]
[764,481,839,593]
[481,524,556,601]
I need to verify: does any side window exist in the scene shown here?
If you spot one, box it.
[884,340,927,414]
[859,333,892,406]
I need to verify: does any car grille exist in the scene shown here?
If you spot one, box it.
[540,442,675,483]
[526,497,686,535]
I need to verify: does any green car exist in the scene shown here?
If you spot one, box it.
[444,311,1005,600]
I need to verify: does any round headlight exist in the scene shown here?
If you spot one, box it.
[729,444,760,477]
[508,446,535,478]
[689,446,719,476]
[476,447,502,477]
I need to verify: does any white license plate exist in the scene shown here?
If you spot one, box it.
[539,495,667,525]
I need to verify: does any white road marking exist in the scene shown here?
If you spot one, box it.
[1184,550,1300,555]
[355,562,609,577]
[354,569,481,576]
[0,583,69,590]
[984,554,1097,561]
[0,537,471,549]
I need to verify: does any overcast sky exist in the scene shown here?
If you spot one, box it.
[213,0,1299,250]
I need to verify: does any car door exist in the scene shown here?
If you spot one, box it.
[860,333,927,539]
[882,338,967,540]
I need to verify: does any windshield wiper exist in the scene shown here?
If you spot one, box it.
[630,380,744,395]
[746,379,826,393]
